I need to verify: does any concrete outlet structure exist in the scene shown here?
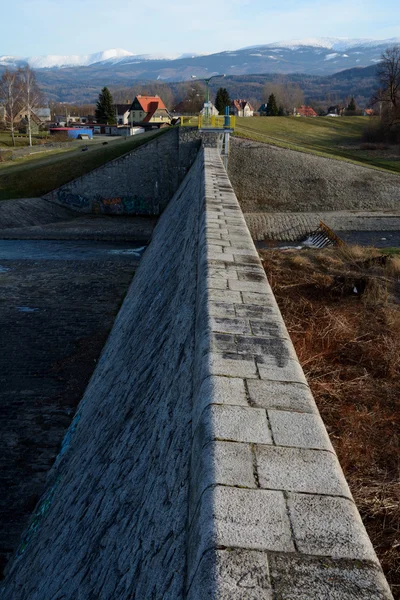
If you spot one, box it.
[0,147,393,599]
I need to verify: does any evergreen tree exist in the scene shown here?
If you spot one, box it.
[347,97,356,111]
[214,87,231,114]
[95,87,116,124]
[266,93,278,116]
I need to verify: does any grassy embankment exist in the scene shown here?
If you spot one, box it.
[261,246,400,597]
[0,132,50,148]
[0,129,168,200]
[236,116,400,174]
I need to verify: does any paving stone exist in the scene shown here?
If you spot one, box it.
[268,553,393,600]
[213,487,294,551]
[189,441,256,519]
[235,303,280,320]
[241,291,277,305]
[210,316,252,335]
[208,244,223,253]
[268,410,334,451]
[193,375,248,426]
[205,352,259,379]
[287,493,378,561]
[207,278,228,291]
[233,254,262,266]
[208,289,243,303]
[208,332,237,354]
[208,302,236,317]
[188,549,273,600]
[237,270,267,282]
[188,486,294,574]
[208,239,231,247]
[229,280,267,294]
[255,446,352,498]
[211,404,272,444]
[208,252,235,263]
[246,380,318,413]
[250,319,290,339]
[235,335,290,356]
[257,356,309,385]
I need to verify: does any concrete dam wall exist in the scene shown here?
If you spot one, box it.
[43,128,200,215]
[1,149,393,599]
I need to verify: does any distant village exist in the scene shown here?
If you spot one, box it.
[0,87,375,142]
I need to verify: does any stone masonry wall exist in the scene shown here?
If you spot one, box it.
[186,149,393,599]
[1,150,204,600]
[1,148,393,599]
[44,128,199,216]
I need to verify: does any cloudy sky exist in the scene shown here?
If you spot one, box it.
[3,0,400,57]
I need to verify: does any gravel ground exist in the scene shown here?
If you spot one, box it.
[229,138,400,213]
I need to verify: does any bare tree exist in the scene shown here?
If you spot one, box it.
[373,45,400,132]
[0,69,22,146]
[262,80,304,113]
[376,46,400,108]
[18,66,43,147]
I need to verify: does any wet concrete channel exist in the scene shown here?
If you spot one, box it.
[257,230,400,250]
[0,239,145,578]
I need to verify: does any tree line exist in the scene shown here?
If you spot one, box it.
[0,67,43,146]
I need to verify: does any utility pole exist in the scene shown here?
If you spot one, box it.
[191,74,225,122]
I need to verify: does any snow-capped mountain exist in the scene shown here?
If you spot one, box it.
[260,37,400,51]
[1,37,399,73]
[0,48,205,69]
[0,37,399,102]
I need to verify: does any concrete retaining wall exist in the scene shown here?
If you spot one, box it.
[43,128,199,216]
[229,138,400,213]
[1,148,393,599]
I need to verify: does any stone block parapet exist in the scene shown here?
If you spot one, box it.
[187,148,393,599]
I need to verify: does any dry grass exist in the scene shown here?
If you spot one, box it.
[260,247,400,597]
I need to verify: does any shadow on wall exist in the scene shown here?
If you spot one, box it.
[56,191,158,215]
[43,128,203,217]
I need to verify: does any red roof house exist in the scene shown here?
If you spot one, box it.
[295,105,318,117]
[231,99,254,117]
[128,95,171,125]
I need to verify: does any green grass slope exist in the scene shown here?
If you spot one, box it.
[0,130,167,200]
[235,116,400,174]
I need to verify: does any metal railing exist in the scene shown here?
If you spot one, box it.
[180,115,236,130]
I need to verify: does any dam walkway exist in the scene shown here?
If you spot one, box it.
[0,148,393,599]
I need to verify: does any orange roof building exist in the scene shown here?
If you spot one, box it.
[128,95,171,125]
[231,99,254,117]
[295,105,318,117]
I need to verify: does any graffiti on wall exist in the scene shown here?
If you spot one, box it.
[54,188,158,215]
[92,195,159,215]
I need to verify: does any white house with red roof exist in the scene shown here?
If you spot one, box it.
[231,99,254,117]
[128,95,171,126]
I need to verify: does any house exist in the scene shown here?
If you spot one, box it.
[33,107,51,122]
[294,105,318,117]
[14,107,43,133]
[327,105,344,116]
[128,95,171,126]
[363,108,375,116]
[200,102,219,117]
[114,104,131,125]
[231,99,254,117]
[258,103,268,116]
